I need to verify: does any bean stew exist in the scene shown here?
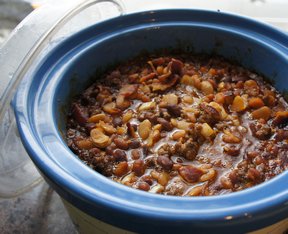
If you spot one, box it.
[66,54,288,196]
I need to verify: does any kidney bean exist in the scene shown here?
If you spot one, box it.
[114,137,129,150]
[127,122,137,138]
[170,58,184,75]
[105,144,115,155]
[72,103,88,126]
[178,165,203,183]
[157,156,173,171]
[157,118,173,131]
[113,162,128,177]
[141,175,154,185]
[113,116,123,127]
[129,140,141,149]
[166,105,181,117]
[85,123,96,133]
[142,145,149,156]
[132,159,146,176]
[137,182,150,191]
[131,149,141,160]
[113,149,127,162]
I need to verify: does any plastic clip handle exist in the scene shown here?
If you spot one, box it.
[1,0,125,123]
[0,0,125,198]
[51,0,125,31]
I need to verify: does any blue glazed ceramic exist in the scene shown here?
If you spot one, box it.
[14,10,288,233]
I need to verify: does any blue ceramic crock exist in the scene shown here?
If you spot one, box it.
[14,10,288,233]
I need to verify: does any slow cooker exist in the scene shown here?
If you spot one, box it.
[12,6,288,234]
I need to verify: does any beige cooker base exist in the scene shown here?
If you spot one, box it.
[62,199,287,234]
